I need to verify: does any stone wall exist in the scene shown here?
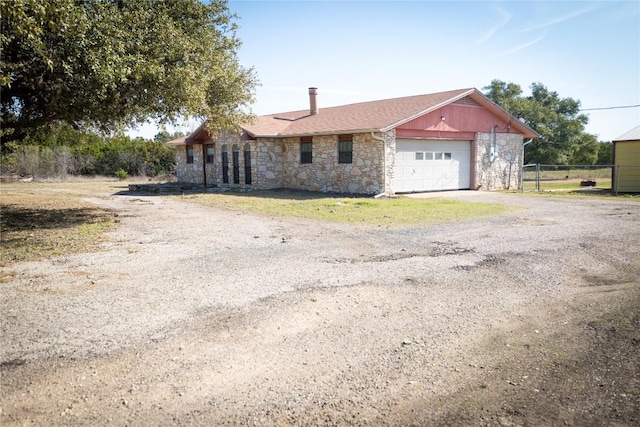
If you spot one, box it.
[278,133,386,194]
[211,131,257,189]
[379,130,396,195]
[475,132,523,190]
[175,128,525,194]
[175,131,254,189]
[254,138,284,189]
[175,144,205,184]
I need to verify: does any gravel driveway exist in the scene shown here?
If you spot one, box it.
[1,189,639,426]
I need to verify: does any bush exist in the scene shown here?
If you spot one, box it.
[2,124,176,178]
[115,168,129,181]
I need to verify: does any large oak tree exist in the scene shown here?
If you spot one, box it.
[1,0,257,144]
[483,80,599,165]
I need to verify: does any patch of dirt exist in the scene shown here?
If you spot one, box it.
[1,188,639,426]
[391,286,640,427]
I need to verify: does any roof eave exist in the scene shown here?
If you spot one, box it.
[165,137,187,146]
[247,128,381,139]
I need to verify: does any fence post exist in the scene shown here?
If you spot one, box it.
[536,164,540,192]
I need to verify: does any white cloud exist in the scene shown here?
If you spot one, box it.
[474,6,511,45]
[520,4,598,32]
[493,32,547,58]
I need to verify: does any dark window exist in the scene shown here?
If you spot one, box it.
[232,144,240,184]
[338,135,353,164]
[300,136,312,164]
[244,145,252,185]
[206,146,214,164]
[186,147,194,164]
[221,145,229,184]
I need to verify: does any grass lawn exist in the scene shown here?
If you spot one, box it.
[523,179,612,191]
[523,167,613,192]
[516,189,640,200]
[181,190,511,228]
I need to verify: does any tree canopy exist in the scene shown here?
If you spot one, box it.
[1,0,257,144]
[483,80,600,165]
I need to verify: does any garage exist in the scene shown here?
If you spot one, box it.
[395,139,471,192]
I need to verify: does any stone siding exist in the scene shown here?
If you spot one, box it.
[211,131,256,190]
[475,132,523,190]
[254,138,284,189]
[176,145,205,184]
[174,128,524,194]
[278,133,386,194]
[379,130,397,195]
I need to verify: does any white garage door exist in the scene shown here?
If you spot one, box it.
[395,139,471,192]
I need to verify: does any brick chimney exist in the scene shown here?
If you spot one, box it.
[309,87,318,115]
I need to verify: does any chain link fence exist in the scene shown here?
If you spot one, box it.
[522,164,640,194]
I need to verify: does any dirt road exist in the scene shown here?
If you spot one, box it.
[1,189,639,426]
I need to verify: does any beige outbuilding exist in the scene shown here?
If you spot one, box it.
[612,125,640,193]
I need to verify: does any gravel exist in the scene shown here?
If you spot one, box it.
[1,190,639,426]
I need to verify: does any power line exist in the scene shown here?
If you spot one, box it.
[580,104,640,111]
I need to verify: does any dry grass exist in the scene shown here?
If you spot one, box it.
[0,181,122,270]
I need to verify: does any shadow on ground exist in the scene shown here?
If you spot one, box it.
[116,183,371,200]
[0,206,111,232]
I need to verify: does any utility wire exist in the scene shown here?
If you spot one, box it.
[580,104,640,111]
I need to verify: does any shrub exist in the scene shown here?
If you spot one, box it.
[115,168,129,181]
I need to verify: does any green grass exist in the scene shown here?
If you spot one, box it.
[527,179,611,191]
[523,167,613,180]
[523,167,613,191]
[515,187,640,200]
[181,190,511,228]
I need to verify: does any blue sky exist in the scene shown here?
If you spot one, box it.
[130,0,640,142]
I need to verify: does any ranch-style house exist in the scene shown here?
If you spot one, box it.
[168,87,539,195]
